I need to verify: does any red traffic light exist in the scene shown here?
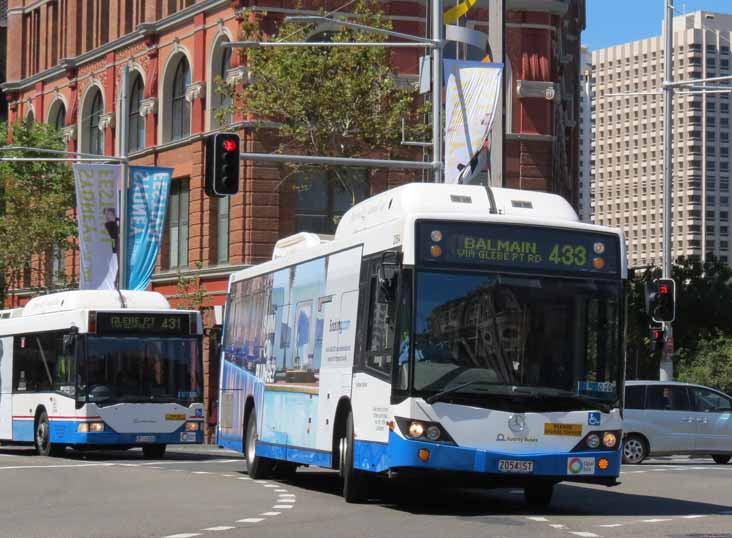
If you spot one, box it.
[222,139,238,153]
[659,285,670,295]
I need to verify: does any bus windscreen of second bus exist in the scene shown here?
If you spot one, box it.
[407,221,623,410]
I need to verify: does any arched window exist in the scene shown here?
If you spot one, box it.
[84,88,104,155]
[170,57,191,141]
[49,101,66,131]
[212,42,232,128]
[129,74,145,152]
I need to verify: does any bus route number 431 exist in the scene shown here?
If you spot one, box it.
[498,460,535,473]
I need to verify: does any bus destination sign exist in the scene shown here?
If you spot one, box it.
[418,221,620,276]
[95,312,192,336]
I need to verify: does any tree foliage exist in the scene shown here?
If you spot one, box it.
[677,334,732,394]
[626,256,732,383]
[0,121,77,302]
[229,1,428,193]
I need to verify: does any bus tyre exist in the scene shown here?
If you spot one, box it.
[712,455,731,465]
[524,482,554,506]
[622,434,647,464]
[340,413,368,503]
[245,410,272,479]
[35,410,63,457]
[142,444,166,459]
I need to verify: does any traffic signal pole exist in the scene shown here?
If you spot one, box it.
[661,0,674,380]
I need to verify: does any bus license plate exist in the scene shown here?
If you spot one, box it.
[498,460,534,473]
[180,432,197,443]
[136,435,156,443]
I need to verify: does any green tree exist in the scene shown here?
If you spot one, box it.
[228,1,428,197]
[0,121,77,304]
[677,334,732,394]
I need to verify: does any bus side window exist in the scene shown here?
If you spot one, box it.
[366,271,395,376]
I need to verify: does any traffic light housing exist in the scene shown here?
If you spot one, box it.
[205,133,240,196]
[645,278,676,323]
[649,326,664,353]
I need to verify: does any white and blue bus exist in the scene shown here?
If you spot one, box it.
[0,290,204,458]
[217,183,627,504]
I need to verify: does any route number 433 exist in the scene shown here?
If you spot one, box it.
[549,244,587,267]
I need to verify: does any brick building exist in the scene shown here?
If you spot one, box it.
[2,0,584,439]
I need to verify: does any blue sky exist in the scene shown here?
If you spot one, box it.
[584,0,732,51]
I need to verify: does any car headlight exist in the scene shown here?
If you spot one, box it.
[586,433,601,449]
[185,421,200,432]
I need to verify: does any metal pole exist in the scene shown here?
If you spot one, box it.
[661,0,674,381]
[432,0,444,183]
[118,64,130,290]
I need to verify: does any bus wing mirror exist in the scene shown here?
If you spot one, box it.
[377,265,397,304]
[62,334,76,355]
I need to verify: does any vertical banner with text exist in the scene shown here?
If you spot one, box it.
[73,164,121,290]
[126,166,173,290]
[444,60,503,184]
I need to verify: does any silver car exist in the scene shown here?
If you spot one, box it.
[622,380,732,464]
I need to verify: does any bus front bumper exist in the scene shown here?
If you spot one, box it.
[353,432,621,486]
[49,420,204,446]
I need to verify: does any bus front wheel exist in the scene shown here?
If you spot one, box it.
[142,444,166,459]
[35,410,63,457]
[245,410,272,479]
[339,413,368,503]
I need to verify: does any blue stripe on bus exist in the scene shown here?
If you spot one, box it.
[353,439,389,472]
[12,419,35,442]
[256,440,332,468]
[383,431,621,477]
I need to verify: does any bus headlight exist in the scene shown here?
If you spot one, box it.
[585,433,601,449]
[77,423,89,433]
[425,425,441,441]
[602,432,618,448]
[408,421,425,438]
[185,422,200,432]
[89,422,105,433]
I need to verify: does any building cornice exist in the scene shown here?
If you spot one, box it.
[2,0,229,94]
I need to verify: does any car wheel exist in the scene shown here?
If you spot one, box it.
[712,455,731,465]
[524,482,554,506]
[245,409,273,479]
[622,434,647,464]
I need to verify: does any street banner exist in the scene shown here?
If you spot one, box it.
[443,59,503,184]
[73,164,121,290]
[126,166,173,290]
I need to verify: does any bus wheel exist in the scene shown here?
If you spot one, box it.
[340,413,368,503]
[142,444,167,459]
[35,411,63,457]
[524,482,554,506]
[245,410,272,479]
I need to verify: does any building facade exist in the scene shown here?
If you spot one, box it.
[591,11,732,268]
[2,0,584,439]
[578,45,591,222]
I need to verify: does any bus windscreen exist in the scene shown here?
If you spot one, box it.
[417,221,621,276]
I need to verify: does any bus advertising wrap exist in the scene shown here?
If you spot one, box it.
[126,166,173,290]
[418,221,621,276]
[73,164,121,290]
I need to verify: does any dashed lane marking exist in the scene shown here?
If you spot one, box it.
[259,512,280,517]
[163,534,202,538]
[237,518,265,523]
[527,516,549,522]
[272,505,294,509]
[0,463,116,471]
[641,519,672,523]
[274,489,288,492]
[681,515,707,519]
[569,533,601,538]
[201,527,235,532]
[597,524,623,528]
[549,524,567,529]
[192,471,211,475]
[237,477,251,480]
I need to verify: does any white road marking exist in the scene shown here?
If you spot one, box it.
[237,477,251,480]
[201,526,235,531]
[203,459,241,464]
[272,505,293,509]
[192,471,211,475]
[526,516,548,522]
[0,463,115,471]
[264,484,279,488]
[277,494,295,498]
[569,532,601,538]
[163,534,202,538]
[641,519,672,523]
[221,474,236,477]
[276,499,295,504]
[549,524,567,529]
[237,518,265,523]
[681,515,707,519]
[259,512,281,517]
[274,489,288,493]
[597,524,624,528]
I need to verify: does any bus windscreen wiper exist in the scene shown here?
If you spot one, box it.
[425,380,485,404]
[510,387,614,413]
